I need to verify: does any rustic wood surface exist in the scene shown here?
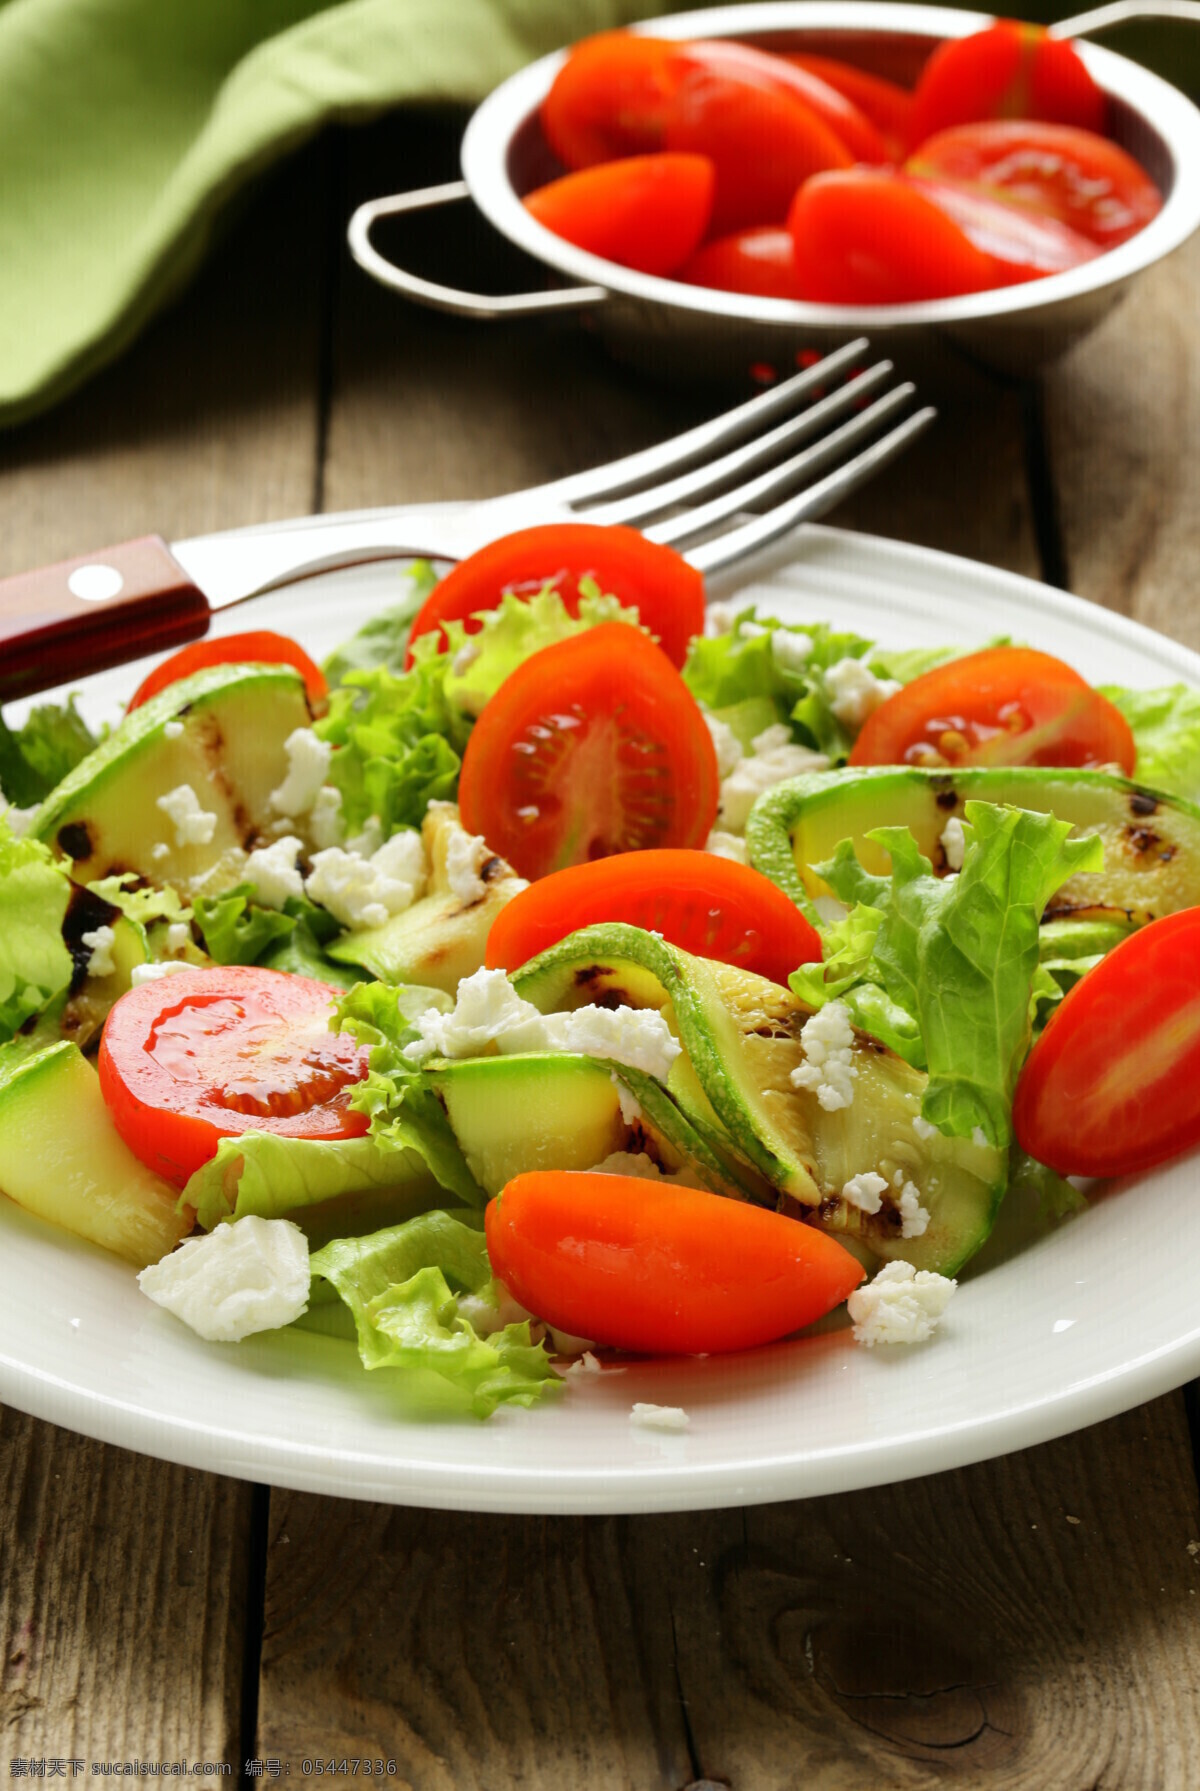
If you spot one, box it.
[2,109,1200,1786]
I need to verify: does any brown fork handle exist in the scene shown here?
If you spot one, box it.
[0,536,211,705]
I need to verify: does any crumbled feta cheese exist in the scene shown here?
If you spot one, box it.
[308,785,345,850]
[151,842,171,863]
[611,1072,644,1127]
[138,1217,310,1343]
[456,1279,535,1337]
[848,1260,956,1347]
[245,836,306,910]
[704,829,749,865]
[165,922,191,955]
[940,816,966,872]
[912,1115,937,1142]
[719,742,830,832]
[771,629,813,672]
[452,640,482,676]
[704,713,744,779]
[345,815,384,858]
[705,600,739,636]
[156,783,217,848]
[80,925,116,979]
[269,727,332,818]
[824,657,901,729]
[841,1170,887,1214]
[630,1402,690,1431]
[790,1000,856,1111]
[130,960,194,986]
[403,967,681,1083]
[565,1350,603,1376]
[896,1180,930,1239]
[750,722,793,755]
[163,719,184,740]
[304,829,426,931]
[445,826,490,905]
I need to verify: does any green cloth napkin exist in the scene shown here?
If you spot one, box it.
[0,0,696,426]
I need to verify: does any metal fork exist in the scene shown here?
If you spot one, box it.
[0,340,933,702]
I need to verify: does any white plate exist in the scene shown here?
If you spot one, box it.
[4,523,1199,1514]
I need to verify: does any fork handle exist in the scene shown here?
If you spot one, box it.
[0,536,210,705]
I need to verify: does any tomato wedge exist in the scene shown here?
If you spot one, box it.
[405,523,706,671]
[907,121,1162,249]
[457,622,719,881]
[1013,909,1200,1178]
[524,153,714,277]
[485,1171,865,1353]
[98,967,370,1187]
[848,646,1137,773]
[540,31,677,167]
[485,849,821,985]
[678,227,799,300]
[908,22,1106,150]
[789,171,1002,303]
[128,631,327,712]
[784,53,915,158]
[906,174,1101,283]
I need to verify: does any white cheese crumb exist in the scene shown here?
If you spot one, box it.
[704,829,749,865]
[305,827,427,931]
[848,1260,956,1347]
[704,713,744,780]
[163,719,184,740]
[566,1350,603,1376]
[456,1279,535,1338]
[825,657,901,729]
[452,639,482,676]
[896,1180,931,1239]
[151,842,171,863]
[553,1004,682,1081]
[371,827,428,896]
[750,722,794,755]
[156,783,217,848]
[841,1170,888,1214]
[80,925,116,979]
[444,826,490,905]
[940,816,966,872]
[244,836,306,910]
[138,1216,310,1343]
[719,741,830,833]
[165,922,191,955]
[269,727,332,818]
[790,1001,856,1111]
[308,785,345,850]
[611,1072,644,1127]
[771,629,813,672]
[630,1403,690,1432]
[130,960,194,985]
[912,1115,937,1141]
[705,601,739,636]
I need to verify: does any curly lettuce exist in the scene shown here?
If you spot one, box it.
[0,818,73,1041]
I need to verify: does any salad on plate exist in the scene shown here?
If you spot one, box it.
[2,521,1199,1426]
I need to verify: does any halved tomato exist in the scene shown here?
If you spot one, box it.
[98,967,370,1187]
[457,622,719,881]
[789,171,1002,303]
[784,53,915,158]
[539,31,678,168]
[848,646,1137,772]
[405,523,706,671]
[485,1171,865,1354]
[908,22,1106,150]
[1013,908,1200,1178]
[523,153,714,276]
[905,173,1101,284]
[128,631,327,712]
[677,227,799,300]
[485,849,821,985]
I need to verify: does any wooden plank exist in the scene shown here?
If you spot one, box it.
[0,140,329,1760]
[1041,233,1200,652]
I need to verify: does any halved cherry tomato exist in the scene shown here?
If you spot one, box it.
[669,41,890,165]
[908,22,1106,150]
[485,1171,865,1353]
[677,228,799,300]
[789,171,1002,303]
[907,121,1162,248]
[485,849,821,985]
[1013,908,1200,1178]
[457,622,719,881]
[906,174,1101,284]
[98,967,370,1187]
[540,31,677,168]
[524,153,714,277]
[784,53,916,158]
[848,646,1137,772]
[405,523,706,671]
[128,631,327,712]
[663,53,858,234]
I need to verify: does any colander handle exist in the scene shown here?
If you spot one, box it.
[346,180,609,319]
[1054,0,1200,35]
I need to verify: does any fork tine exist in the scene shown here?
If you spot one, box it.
[582,360,897,528]
[686,407,938,581]
[646,384,918,551]
[542,338,873,509]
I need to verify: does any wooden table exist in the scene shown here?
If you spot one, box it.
[2,108,1200,1787]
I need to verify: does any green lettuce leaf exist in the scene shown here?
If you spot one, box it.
[193,883,297,965]
[0,819,73,1041]
[309,1212,558,1418]
[803,803,1103,1147]
[0,697,100,806]
[182,1129,455,1233]
[441,585,643,718]
[683,609,873,759]
[1098,684,1200,803]
[321,560,439,688]
[87,872,191,930]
